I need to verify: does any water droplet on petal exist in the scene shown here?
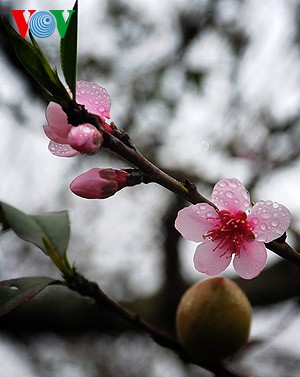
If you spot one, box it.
[227,179,238,188]
[261,212,271,219]
[271,220,279,227]
[241,188,249,200]
[225,191,234,199]
[260,223,267,231]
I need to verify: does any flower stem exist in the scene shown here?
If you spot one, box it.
[65,105,300,267]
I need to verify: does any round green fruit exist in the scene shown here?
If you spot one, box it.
[176,277,252,364]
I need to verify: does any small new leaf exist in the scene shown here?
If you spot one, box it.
[0,202,72,274]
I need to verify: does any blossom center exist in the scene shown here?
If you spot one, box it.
[204,210,255,257]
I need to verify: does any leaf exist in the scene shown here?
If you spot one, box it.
[31,212,70,258]
[1,202,47,251]
[1,16,71,107]
[60,1,78,98]
[0,277,60,316]
[0,202,71,273]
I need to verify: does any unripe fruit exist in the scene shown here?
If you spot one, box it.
[176,277,251,364]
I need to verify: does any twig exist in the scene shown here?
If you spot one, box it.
[65,104,300,268]
[64,268,246,377]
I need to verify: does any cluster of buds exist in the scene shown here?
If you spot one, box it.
[70,168,145,199]
[44,80,145,200]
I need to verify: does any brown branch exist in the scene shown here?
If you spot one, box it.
[65,104,300,268]
[64,268,246,377]
[266,240,300,267]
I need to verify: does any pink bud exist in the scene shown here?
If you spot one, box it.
[67,124,103,154]
[70,168,129,199]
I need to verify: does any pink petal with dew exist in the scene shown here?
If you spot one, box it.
[175,203,219,242]
[48,141,79,157]
[248,200,291,243]
[211,178,251,213]
[45,102,71,139]
[193,241,232,276]
[233,240,267,279]
[76,81,111,119]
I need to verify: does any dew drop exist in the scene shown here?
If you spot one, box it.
[241,188,249,200]
[225,191,234,199]
[260,223,267,231]
[261,212,271,219]
[219,181,227,188]
[271,220,279,227]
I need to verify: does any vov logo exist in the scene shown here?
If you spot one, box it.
[10,10,75,39]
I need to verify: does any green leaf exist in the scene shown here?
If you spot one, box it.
[31,212,70,258]
[0,202,72,275]
[60,1,78,98]
[1,16,72,107]
[0,277,60,316]
[1,202,48,252]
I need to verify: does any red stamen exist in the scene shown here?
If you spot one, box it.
[203,210,255,257]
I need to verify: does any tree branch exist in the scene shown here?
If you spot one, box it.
[64,104,300,268]
[64,268,247,377]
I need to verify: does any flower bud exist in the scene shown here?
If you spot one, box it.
[67,124,103,154]
[70,168,129,199]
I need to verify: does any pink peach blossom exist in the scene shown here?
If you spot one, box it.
[44,81,111,157]
[175,178,291,279]
[70,168,128,199]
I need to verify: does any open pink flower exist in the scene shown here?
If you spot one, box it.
[43,81,111,157]
[175,178,291,279]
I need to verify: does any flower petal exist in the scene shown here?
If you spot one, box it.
[233,240,267,279]
[43,125,69,144]
[175,203,218,242]
[45,102,71,140]
[76,81,111,119]
[211,178,250,213]
[48,141,79,157]
[248,200,291,242]
[193,241,232,275]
